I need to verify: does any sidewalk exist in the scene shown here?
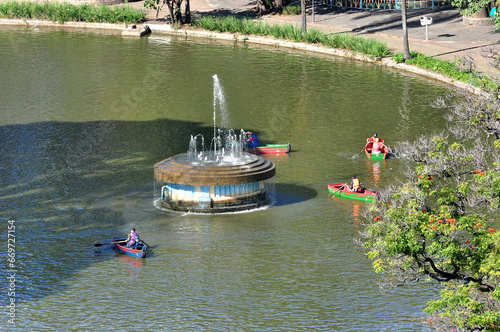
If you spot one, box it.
[138,0,500,76]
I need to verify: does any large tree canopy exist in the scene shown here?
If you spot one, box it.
[360,72,500,330]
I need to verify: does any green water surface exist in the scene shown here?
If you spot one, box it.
[0,26,454,331]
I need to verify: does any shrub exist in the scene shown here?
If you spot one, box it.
[192,15,390,58]
[391,51,494,88]
[283,5,301,15]
[0,1,146,24]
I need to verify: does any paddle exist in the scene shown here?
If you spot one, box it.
[93,241,119,247]
[94,237,148,249]
[328,184,346,197]
[93,238,129,247]
[359,144,367,155]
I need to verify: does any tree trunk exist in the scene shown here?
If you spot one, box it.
[257,0,268,15]
[301,0,307,32]
[174,0,183,25]
[312,0,315,22]
[166,0,175,23]
[184,0,191,24]
[165,0,183,25]
[275,0,284,13]
[401,0,411,60]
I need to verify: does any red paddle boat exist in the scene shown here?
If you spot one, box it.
[328,183,378,201]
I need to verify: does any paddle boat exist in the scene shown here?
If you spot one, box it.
[328,183,378,201]
[364,142,388,160]
[112,237,149,258]
[247,143,291,154]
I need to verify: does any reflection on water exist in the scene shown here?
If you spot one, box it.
[367,160,383,186]
[351,202,363,231]
[118,255,144,277]
[352,202,362,219]
[0,27,454,331]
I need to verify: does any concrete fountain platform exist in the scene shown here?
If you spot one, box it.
[154,152,276,186]
[154,152,276,213]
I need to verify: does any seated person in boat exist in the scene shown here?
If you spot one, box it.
[124,228,139,248]
[246,131,259,148]
[366,133,384,144]
[371,138,385,155]
[365,141,373,153]
[349,175,363,192]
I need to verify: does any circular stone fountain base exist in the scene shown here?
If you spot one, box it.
[154,152,276,213]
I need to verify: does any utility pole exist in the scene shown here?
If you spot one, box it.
[401,0,411,60]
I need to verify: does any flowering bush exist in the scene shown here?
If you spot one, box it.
[361,89,500,330]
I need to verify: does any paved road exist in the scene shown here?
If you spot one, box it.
[162,0,500,75]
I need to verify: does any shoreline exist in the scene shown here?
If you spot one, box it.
[0,18,486,97]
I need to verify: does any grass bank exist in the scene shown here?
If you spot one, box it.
[0,1,146,24]
[193,15,492,88]
[192,15,390,58]
[392,51,491,88]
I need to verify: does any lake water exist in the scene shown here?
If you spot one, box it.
[0,26,454,331]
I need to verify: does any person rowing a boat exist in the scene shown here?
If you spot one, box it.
[366,133,384,144]
[349,175,363,192]
[119,228,139,248]
[371,138,385,155]
[365,133,385,154]
[246,131,259,148]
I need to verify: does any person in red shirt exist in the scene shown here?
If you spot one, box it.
[366,133,384,144]
[365,133,385,154]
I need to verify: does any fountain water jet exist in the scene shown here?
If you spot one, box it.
[154,75,276,213]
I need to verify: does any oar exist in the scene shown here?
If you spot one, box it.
[93,242,113,247]
[93,240,122,247]
[328,184,345,197]
[135,238,150,247]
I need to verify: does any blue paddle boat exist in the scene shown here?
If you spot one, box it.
[112,237,149,258]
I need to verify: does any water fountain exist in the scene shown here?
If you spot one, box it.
[154,75,276,213]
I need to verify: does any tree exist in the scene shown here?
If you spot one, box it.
[167,0,183,25]
[453,0,491,16]
[185,0,190,24]
[301,0,306,32]
[453,0,500,30]
[401,0,411,60]
[144,0,190,25]
[360,63,500,330]
[257,0,269,15]
[256,0,291,15]
[275,0,285,13]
